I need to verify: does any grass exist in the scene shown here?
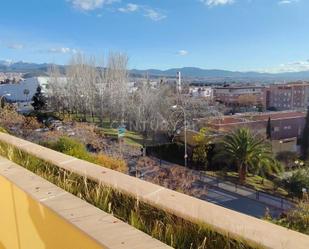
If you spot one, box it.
[99,121,152,147]
[268,201,309,235]
[41,111,154,147]
[0,139,260,249]
[207,171,289,198]
[41,136,128,173]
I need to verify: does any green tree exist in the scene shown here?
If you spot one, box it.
[252,158,283,184]
[220,128,274,183]
[266,117,272,140]
[301,107,309,160]
[31,86,46,111]
[192,128,211,169]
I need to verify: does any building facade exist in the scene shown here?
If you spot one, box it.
[189,86,213,99]
[266,83,309,111]
[213,86,266,108]
[205,111,306,140]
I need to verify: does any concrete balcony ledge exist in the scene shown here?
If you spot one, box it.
[0,156,171,249]
[0,132,309,249]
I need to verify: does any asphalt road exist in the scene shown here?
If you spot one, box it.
[146,157,289,218]
[200,186,283,218]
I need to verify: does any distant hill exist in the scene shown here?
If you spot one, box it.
[0,61,66,76]
[2,61,309,82]
[131,67,309,81]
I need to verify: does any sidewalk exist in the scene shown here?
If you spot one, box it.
[199,174,294,210]
[151,157,294,211]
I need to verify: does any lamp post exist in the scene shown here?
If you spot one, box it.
[279,140,283,152]
[0,93,11,109]
[172,105,187,167]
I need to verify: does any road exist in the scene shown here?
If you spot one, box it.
[140,157,293,218]
[200,185,283,218]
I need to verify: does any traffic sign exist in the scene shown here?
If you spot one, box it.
[118,127,126,138]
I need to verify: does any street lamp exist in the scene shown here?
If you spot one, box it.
[0,93,11,109]
[279,140,283,152]
[171,105,188,167]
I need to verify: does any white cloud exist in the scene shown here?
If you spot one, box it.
[68,0,119,11]
[177,50,189,56]
[7,43,24,49]
[200,0,234,7]
[278,0,299,4]
[48,47,78,54]
[118,3,139,12]
[260,60,309,73]
[144,9,166,21]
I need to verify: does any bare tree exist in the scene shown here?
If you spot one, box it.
[66,54,99,121]
[48,64,67,114]
[105,52,129,123]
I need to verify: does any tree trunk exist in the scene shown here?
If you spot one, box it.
[238,163,247,184]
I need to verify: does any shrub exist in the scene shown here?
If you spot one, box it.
[0,105,25,129]
[0,127,8,133]
[51,136,93,161]
[96,154,127,173]
[270,202,309,235]
[22,116,41,130]
[147,143,193,168]
[44,136,127,173]
[276,151,298,168]
[283,169,309,198]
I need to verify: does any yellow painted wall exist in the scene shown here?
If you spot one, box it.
[0,175,105,249]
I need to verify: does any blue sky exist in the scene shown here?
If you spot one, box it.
[1,0,309,72]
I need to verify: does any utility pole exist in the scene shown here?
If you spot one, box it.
[177,71,182,93]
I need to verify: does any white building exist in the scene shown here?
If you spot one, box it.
[0,78,38,102]
[189,87,213,99]
[0,76,60,112]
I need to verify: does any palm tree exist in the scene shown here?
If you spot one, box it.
[220,128,277,183]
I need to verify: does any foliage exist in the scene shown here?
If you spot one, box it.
[270,202,309,235]
[300,107,309,160]
[32,86,46,111]
[22,116,41,130]
[251,158,283,179]
[219,128,276,183]
[192,128,211,169]
[147,143,193,168]
[44,136,127,173]
[276,151,298,168]
[0,140,258,249]
[50,136,93,160]
[0,105,24,128]
[0,126,8,133]
[283,168,309,198]
[95,154,127,172]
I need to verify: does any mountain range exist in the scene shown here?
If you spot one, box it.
[2,60,309,82]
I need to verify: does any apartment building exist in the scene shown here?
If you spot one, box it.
[266,83,309,111]
[213,86,266,108]
[204,111,306,140]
